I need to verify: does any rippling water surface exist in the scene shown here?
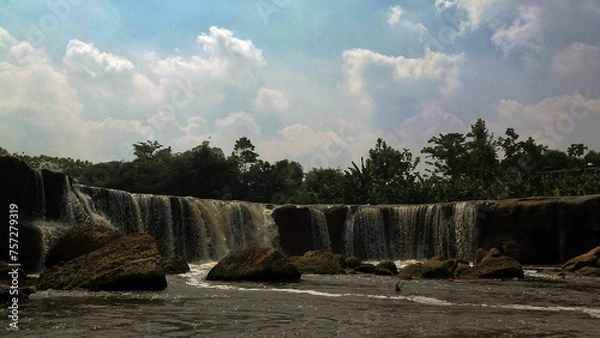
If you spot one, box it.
[3,263,600,337]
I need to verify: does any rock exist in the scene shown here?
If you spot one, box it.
[343,256,362,269]
[420,255,455,279]
[206,247,301,282]
[454,263,471,277]
[162,255,190,274]
[44,224,124,269]
[481,248,503,262]
[376,261,398,275]
[398,263,422,279]
[288,250,344,274]
[561,246,600,272]
[459,249,524,279]
[353,264,377,274]
[373,267,395,276]
[574,266,600,277]
[474,248,488,265]
[37,234,167,291]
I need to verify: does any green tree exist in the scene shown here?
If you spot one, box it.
[366,138,420,203]
[421,133,467,180]
[231,137,259,173]
[568,143,588,158]
[291,167,345,204]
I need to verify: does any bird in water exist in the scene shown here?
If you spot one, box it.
[395,280,407,294]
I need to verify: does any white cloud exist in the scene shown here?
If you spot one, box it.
[454,0,504,31]
[495,94,600,150]
[215,111,261,138]
[491,6,542,57]
[552,42,600,76]
[395,105,465,150]
[63,39,134,76]
[259,124,351,169]
[343,48,464,96]
[254,87,289,112]
[387,5,403,27]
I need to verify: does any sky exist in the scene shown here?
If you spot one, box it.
[1,0,599,171]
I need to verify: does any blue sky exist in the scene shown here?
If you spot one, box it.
[1,0,599,170]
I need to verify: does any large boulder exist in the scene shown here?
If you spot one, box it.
[37,234,167,291]
[206,247,301,282]
[420,255,456,279]
[288,250,344,274]
[398,263,422,279]
[561,246,600,273]
[376,261,398,275]
[459,248,524,279]
[343,256,362,269]
[353,263,377,274]
[44,224,124,269]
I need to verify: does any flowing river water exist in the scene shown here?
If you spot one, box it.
[3,263,599,337]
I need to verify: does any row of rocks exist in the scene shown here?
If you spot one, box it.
[398,248,524,280]
[206,247,536,282]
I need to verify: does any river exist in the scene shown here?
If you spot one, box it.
[3,263,599,337]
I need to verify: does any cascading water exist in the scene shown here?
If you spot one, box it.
[309,207,331,251]
[344,206,388,260]
[75,185,280,262]
[341,202,481,260]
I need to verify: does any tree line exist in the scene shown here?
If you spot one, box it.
[4,118,600,204]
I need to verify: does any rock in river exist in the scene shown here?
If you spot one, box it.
[206,247,301,282]
[37,234,167,291]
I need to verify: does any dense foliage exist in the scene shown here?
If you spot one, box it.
[4,118,600,204]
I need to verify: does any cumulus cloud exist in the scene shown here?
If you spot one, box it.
[0,27,268,162]
[387,5,403,27]
[254,87,289,112]
[343,48,464,95]
[491,6,543,57]
[259,124,351,169]
[215,111,261,139]
[63,39,134,76]
[552,42,600,76]
[495,94,600,150]
[395,105,465,150]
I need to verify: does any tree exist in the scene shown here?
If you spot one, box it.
[465,118,498,181]
[290,168,345,204]
[366,138,420,203]
[421,132,467,181]
[567,143,588,158]
[243,159,303,203]
[343,157,371,204]
[133,140,171,162]
[232,137,259,173]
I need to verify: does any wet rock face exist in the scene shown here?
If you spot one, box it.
[562,246,600,276]
[478,196,600,264]
[206,247,301,282]
[37,234,167,291]
[44,224,124,269]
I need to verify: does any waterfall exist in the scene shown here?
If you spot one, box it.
[344,206,387,260]
[453,202,479,260]
[309,207,331,251]
[73,185,279,262]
